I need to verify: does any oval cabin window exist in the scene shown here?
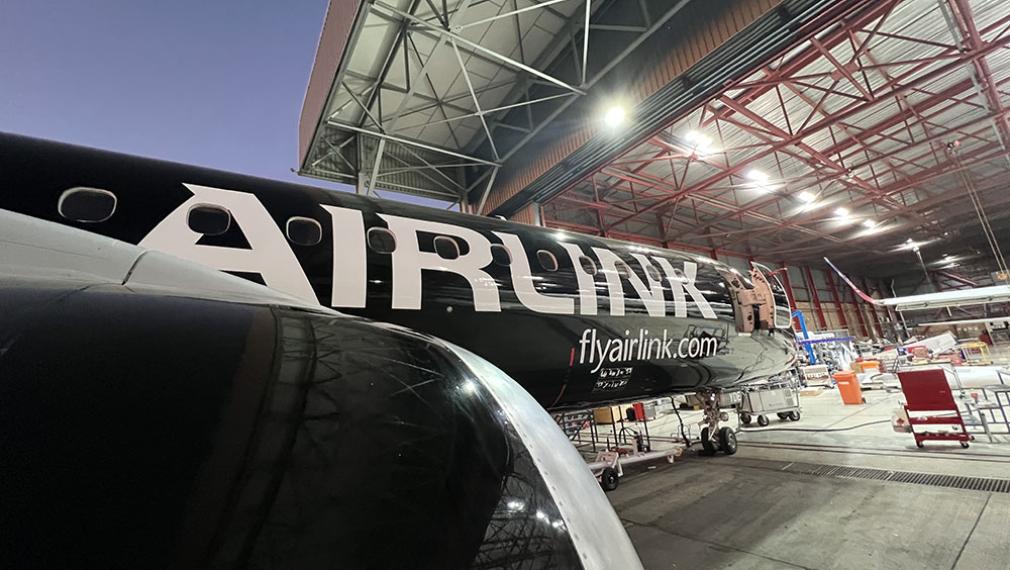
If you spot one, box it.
[578,255,598,276]
[286,217,323,246]
[367,227,397,254]
[646,264,662,282]
[58,187,117,223]
[490,243,511,266]
[434,236,460,260]
[615,261,632,280]
[537,250,559,272]
[187,204,232,236]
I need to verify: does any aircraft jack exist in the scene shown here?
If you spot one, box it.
[698,391,738,456]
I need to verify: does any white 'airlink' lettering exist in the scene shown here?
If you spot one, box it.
[142,186,719,319]
[139,184,318,303]
[495,231,573,314]
[591,248,666,317]
[380,214,500,312]
[559,242,597,316]
[653,257,718,319]
[322,204,366,308]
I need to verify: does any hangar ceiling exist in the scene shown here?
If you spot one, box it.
[299,0,695,205]
[540,0,1010,284]
[299,0,1010,287]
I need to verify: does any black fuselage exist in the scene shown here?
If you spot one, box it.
[0,133,796,408]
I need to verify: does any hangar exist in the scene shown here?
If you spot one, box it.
[5,0,1010,568]
[296,0,1010,567]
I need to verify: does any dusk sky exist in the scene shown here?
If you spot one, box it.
[2,1,439,203]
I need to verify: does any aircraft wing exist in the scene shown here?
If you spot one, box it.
[824,257,1010,311]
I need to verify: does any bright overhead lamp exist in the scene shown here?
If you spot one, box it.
[603,105,626,128]
[684,130,715,156]
[745,169,773,193]
[861,219,876,229]
[834,207,850,218]
[685,130,711,146]
[797,191,816,203]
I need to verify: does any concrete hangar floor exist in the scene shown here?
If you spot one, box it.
[598,389,1010,570]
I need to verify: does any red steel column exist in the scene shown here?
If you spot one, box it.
[851,297,870,338]
[803,266,828,330]
[823,269,850,331]
[826,270,868,337]
[860,277,885,337]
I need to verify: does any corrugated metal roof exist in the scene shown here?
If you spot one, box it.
[541,0,1010,281]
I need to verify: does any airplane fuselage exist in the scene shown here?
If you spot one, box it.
[0,133,797,408]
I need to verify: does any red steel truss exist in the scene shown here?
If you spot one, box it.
[540,0,1010,284]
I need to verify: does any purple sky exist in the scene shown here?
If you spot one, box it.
[1,1,451,207]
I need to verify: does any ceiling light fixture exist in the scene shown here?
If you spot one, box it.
[745,169,774,193]
[684,130,715,156]
[603,105,626,128]
[685,130,711,146]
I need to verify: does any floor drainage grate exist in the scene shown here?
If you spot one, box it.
[740,459,1010,493]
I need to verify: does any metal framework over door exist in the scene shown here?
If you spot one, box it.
[299,0,690,207]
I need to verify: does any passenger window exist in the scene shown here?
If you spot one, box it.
[187,204,231,236]
[578,255,597,276]
[286,217,323,246]
[615,261,632,279]
[58,187,117,223]
[436,236,462,260]
[367,227,396,254]
[537,250,558,272]
[490,243,511,266]
[646,264,662,282]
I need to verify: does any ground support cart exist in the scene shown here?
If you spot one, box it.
[739,383,801,427]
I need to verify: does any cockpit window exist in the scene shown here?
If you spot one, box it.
[58,187,117,223]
